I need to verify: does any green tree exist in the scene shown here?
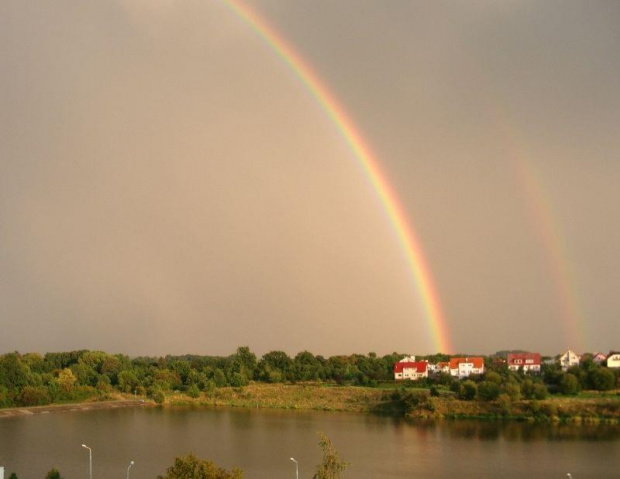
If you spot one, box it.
[588,367,615,391]
[257,351,293,383]
[45,467,63,479]
[458,380,478,400]
[9,473,18,479]
[478,381,500,401]
[232,347,257,381]
[313,433,349,479]
[157,453,242,479]
[118,370,140,394]
[560,373,580,395]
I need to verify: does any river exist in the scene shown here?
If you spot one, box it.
[1,406,619,478]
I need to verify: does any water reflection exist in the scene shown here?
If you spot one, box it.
[0,407,619,479]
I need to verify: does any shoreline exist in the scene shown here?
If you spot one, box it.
[0,399,151,419]
[1,384,619,424]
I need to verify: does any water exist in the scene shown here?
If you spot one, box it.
[1,406,619,478]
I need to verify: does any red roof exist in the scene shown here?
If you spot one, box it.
[449,357,485,369]
[507,353,541,366]
[394,361,428,373]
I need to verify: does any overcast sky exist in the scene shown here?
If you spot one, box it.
[1,0,619,357]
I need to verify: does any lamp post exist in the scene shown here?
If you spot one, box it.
[127,460,134,479]
[290,457,298,479]
[81,444,92,479]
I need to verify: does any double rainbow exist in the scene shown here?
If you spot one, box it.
[224,0,452,353]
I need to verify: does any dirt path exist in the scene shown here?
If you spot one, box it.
[0,399,151,418]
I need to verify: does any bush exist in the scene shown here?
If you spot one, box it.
[187,384,200,398]
[458,380,478,401]
[560,373,580,395]
[157,453,242,479]
[478,381,500,401]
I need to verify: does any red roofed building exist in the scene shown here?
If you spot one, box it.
[394,361,428,381]
[449,357,485,378]
[507,353,541,373]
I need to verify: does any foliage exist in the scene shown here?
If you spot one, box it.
[458,380,478,401]
[45,467,63,479]
[313,433,349,479]
[560,373,581,395]
[477,381,500,401]
[157,453,242,479]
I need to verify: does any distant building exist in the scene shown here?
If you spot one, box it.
[398,355,416,363]
[559,349,580,371]
[592,352,607,364]
[607,352,620,369]
[449,357,485,378]
[507,353,541,373]
[394,361,428,381]
[427,361,450,375]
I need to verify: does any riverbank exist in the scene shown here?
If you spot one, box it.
[162,383,620,423]
[2,384,619,423]
[0,398,150,418]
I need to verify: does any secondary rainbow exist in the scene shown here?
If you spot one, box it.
[223,0,452,353]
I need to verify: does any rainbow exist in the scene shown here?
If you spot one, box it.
[223,0,452,353]
[512,158,587,351]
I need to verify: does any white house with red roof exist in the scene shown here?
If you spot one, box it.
[449,357,485,378]
[394,361,428,381]
[507,353,541,373]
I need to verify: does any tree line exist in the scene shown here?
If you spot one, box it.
[0,348,618,409]
[0,347,405,408]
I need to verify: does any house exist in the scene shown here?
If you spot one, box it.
[398,355,416,363]
[394,361,428,381]
[435,361,450,374]
[449,357,485,378]
[507,353,541,373]
[427,361,450,375]
[592,352,607,364]
[607,352,620,369]
[559,349,580,371]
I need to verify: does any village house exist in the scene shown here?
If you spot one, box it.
[592,352,607,364]
[438,361,450,374]
[607,352,620,369]
[507,353,541,373]
[449,357,485,378]
[394,360,428,381]
[559,349,580,371]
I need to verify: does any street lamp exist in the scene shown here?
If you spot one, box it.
[127,460,134,479]
[82,444,92,479]
[290,457,298,479]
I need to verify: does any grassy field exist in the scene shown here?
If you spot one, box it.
[160,383,620,423]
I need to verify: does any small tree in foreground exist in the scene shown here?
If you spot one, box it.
[157,453,242,479]
[45,467,63,479]
[313,432,350,479]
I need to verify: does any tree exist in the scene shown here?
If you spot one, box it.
[458,380,478,400]
[478,381,500,401]
[45,467,63,479]
[157,453,242,479]
[560,373,580,395]
[588,366,615,391]
[313,433,349,479]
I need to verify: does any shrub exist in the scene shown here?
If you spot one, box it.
[560,373,580,395]
[458,380,478,401]
[478,381,500,401]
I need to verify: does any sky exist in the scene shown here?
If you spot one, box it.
[1,0,619,357]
